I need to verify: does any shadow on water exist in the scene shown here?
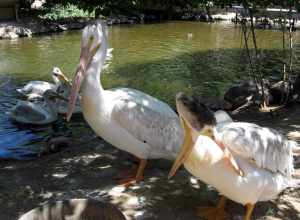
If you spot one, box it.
[108,47,298,107]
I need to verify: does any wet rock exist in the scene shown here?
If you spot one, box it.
[41,136,75,155]
[224,80,258,110]
[18,198,126,220]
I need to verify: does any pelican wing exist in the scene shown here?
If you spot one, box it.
[216,122,295,177]
[17,81,56,96]
[111,88,183,159]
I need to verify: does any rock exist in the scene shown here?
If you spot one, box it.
[18,198,126,220]
[0,26,19,39]
[223,81,257,110]
[0,16,138,40]
[31,0,46,9]
[58,24,68,31]
[212,12,236,21]
[16,28,32,37]
[41,136,74,155]
[7,31,18,39]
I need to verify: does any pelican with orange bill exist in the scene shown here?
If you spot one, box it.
[66,21,184,186]
[169,92,299,220]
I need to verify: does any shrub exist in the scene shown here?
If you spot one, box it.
[39,4,94,20]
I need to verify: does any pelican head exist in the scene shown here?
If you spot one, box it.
[43,89,69,104]
[67,21,107,121]
[176,92,216,132]
[168,92,216,178]
[52,67,71,87]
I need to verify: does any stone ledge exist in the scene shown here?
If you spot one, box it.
[0,18,92,39]
[0,16,139,40]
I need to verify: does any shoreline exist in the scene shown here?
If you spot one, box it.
[2,11,300,40]
[0,16,139,40]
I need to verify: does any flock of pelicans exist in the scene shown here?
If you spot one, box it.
[15,21,300,220]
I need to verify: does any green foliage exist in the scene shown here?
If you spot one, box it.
[46,0,140,16]
[39,4,94,20]
[25,0,300,20]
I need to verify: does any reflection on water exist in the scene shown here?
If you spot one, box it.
[0,21,299,159]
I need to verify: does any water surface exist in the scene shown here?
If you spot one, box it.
[0,21,298,159]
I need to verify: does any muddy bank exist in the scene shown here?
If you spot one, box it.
[1,105,300,220]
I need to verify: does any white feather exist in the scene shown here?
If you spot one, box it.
[184,135,299,206]
[214,122,295,177]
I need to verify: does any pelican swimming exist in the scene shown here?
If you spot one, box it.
[17,67,70,101]
[169,92,300,220]
[66,21,184,185]
[10,90,68,125]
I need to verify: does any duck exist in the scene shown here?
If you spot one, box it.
[10,89,68,125]
[169,92,300,220]
[66,21,184,185]
[17,67,70,101]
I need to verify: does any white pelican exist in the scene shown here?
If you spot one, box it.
[66,21,183,185]
[17,67,70,101]
[169,92,300,220]
[10,90,68,125]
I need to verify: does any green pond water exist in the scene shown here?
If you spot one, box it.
[0,21,299,159]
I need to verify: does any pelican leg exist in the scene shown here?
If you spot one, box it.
[243,203,254,220]
[118,158,147,187]
[196,196,228,220]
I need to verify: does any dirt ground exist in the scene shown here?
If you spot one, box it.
[1,105,300,220]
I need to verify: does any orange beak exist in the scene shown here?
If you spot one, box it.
[66,35,101,122]
[168,117,194,179]
[66,65,84,122]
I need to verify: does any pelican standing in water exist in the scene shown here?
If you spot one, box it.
[17,67,70,101]
[169,92,300,220]
[11,90,68,125]
[66,21,184,185]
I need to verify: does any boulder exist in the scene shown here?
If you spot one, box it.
[18,198,126,220]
